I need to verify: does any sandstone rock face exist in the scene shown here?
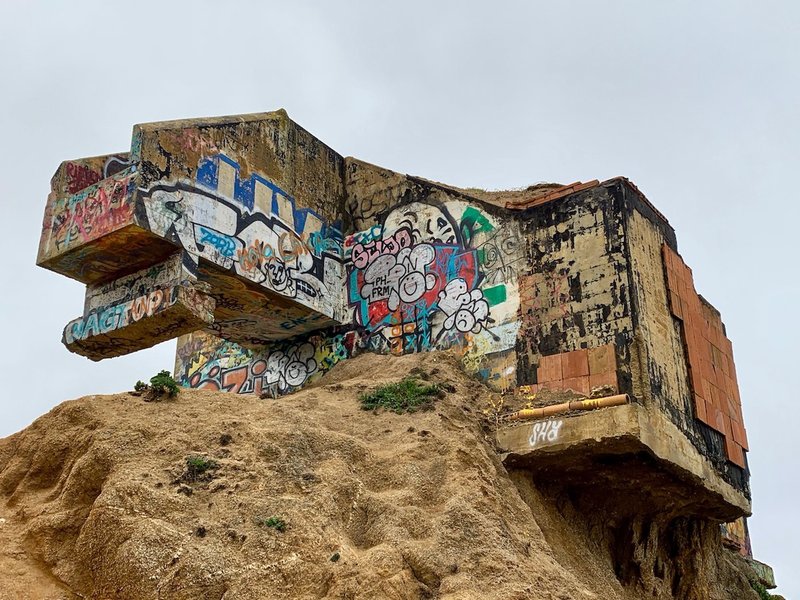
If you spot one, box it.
[0,354,758,599]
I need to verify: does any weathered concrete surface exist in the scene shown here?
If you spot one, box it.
[497,403,751,521]
[747,558,777,589]
[39,110,350,363]
[63,283,215,361]
[36,110,757,537]
[134,110,346,222]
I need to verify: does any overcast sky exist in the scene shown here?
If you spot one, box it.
[0,0,797,595]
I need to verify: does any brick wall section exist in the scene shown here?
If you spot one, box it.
[515,186,634,393]
[662,244,748,468]
[522,344,619,396]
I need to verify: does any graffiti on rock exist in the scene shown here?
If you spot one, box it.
[48,168,136,254]
[64,286,181,344]
[347,200,509,354]
[172,196,523,395]
[265,342,318,391]
[359,243,437,309]
[65,162,103,195]
[180,331,357,395]
[141,154,345,319]
[437,278,490,333]
[480,229,521,285]
[351,227,414,270]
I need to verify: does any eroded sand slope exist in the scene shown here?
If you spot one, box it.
[0,353,757,599]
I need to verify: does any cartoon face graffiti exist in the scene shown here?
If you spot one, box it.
[265,342,318,391]
[360,245,437,310]
[437,278,489,333]
[382,202,461,245]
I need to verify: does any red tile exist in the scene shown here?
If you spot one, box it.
[731,418,749,450]
[662,244,675,269]
[588,344,616,374]
[537,353,563,383]
[701,358,715,386]
[562,349,589,378]
[670,291,684,319]
[720,390,733,416]
[562,376,590,396]
[589,371,618,393]
[678,277,690,303]
[711,345,724,372]
[701,378,713,403]
[694,395,708,423]
[686,336,702,365]
[713,326,724,348]
[731,387,743,413]
[714,364,727,390]
[680,296,691,321]
[709,406,726,434]
[722,336,734,358]
[723,414,734,439]
[684,265,695,287]
[690,368,704,396]
[720,375,733,400]
[709,384,722,411]
[726,441,746,468]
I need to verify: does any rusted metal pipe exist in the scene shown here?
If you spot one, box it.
[504,394,630,422]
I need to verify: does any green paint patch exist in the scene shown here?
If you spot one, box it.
[483,285,507,306]
[460,207,494,245]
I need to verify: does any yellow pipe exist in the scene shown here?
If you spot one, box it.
[505,393,630,422]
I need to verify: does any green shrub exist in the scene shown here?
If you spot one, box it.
[150,370,180,397]
[184,455,218,481]
[359,377,445,414]
[134,370,180,399]
[256,516,287,532]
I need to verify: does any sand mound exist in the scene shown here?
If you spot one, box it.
[0,353,757,599]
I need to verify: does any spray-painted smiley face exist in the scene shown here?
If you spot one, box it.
[284,360,309,387]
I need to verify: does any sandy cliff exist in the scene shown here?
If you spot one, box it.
[0,353,759,599]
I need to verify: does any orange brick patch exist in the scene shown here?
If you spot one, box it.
[662,244,748,468]
[534,343,618,396]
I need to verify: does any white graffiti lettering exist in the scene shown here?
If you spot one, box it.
[360,244,437,310]
[264,343,318,391]
[528,419,563,447]
[437,278,490,333]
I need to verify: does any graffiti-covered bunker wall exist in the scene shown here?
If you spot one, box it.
[36,110,751,525]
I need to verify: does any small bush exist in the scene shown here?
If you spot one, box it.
[184,455,218,481]
[134,370,180,400]
[359,377,445,414]
[256,516,287,532]
[150,370,180,397]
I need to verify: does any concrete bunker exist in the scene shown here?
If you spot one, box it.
[36,109,768,583]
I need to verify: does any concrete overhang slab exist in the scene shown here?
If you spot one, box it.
[497,403,750,521]
[62,284,215,361]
